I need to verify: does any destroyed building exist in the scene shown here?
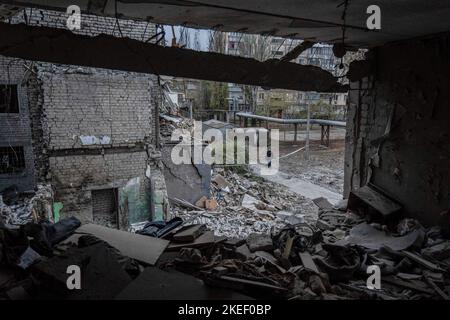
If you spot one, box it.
[0,9,169,229]
[0,0,449,303]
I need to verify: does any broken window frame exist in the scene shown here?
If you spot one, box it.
[0,84,20,114]
[0,146,26,175]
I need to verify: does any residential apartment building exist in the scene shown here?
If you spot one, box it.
[0,9,169,229]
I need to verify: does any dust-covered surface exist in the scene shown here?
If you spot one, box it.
[167,125,346,238]
[278,137,345,195]
[171,168,318,238]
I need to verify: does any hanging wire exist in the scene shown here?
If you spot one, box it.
[114,0,124,38]
[271,37,287,59]
[337,0,350,69]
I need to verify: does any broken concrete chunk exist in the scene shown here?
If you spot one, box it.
[194,196,207,208]
[241,194,260,211]
[72,224,169,265]
[338,222,425,251]
[235,244,254,260]
[246,233,273,252]
[223,238,245,247]
[173,224,206,243]
[316,219,333,231]
[212,174,231,189]
[299,251,320,274]
[167,231,215,251]
[205,199,218,211]
[312,197,333,210]
[348,185,401,218]
[17,246,41,269]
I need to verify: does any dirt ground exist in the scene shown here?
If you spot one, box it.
[277,127,346,195]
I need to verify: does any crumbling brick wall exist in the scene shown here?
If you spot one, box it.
[0,8,163,227]
[0,56,36,192]
[344,33,450,226]
[49,151,148,224]
[38,67,153,149]
[35,65,156,226]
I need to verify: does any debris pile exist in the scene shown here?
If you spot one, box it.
[1,200,450,300]
[171,169,317,238]
[0,184,53,226]
[160,117,195,138]
[156,205,450,300]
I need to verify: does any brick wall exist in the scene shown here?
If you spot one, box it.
[38,67,154,150]
[1,8,161,226]
[0,56,36,192]
[50,151,148,223]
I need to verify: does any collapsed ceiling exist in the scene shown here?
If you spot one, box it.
[1,0,450,47]
[0,21,348,92]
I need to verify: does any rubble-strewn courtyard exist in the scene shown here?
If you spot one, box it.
[278,132,346,195]
[174,168,318,238]
[168,124,346,239]
[0,0,449,306]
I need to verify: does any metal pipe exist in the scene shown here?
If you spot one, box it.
[236,112,346,127]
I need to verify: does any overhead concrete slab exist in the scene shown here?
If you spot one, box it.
[1,1,450,47]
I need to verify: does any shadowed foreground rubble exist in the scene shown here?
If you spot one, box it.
[1,168,450,300]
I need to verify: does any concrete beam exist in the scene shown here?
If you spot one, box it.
[0,22,348,92]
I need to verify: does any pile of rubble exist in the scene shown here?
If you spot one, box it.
[171,168,317,238]
[1,198,450,299]
[157,205,450,300]
[0,184,53,226]
[160,116,195,139]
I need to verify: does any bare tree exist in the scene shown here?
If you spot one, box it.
[237,34,272,113]
[205,31,228,110]
[193,29,201,51]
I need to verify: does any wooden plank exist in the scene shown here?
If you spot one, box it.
[74,224,169,265]
[402,251,445,272]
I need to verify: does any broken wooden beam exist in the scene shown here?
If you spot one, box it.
[0,22,348,93]
[401,250,445,272]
